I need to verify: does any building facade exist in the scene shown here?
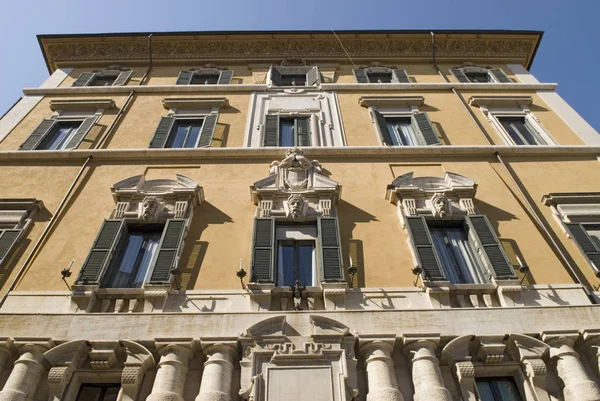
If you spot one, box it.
[0,30,598,401]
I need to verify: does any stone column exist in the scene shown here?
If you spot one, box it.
[147,343,194,401]
[0,341,51,401]
[404,338,451,401]
[359,339,404,401]
[196,343,237,401]
[543,333,600,401]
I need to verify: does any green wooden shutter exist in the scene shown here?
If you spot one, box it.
[306,67,319,86]
[149,117,175,148]
[406,217,445,280]
[148,219,186,284]
[250,218,275,283]
[270,66,282,86]
[197,114,218,148]
[263,115,280,147]
[466,215,516,279]
[218,70,234,84]
[489,68,511,83]
[113,70,133,86]
[76,220,125,285]
[353,69,369,83]
[451,69,469,83]
[319,217,344,282]
[64,117,96,149]
[20,119,57,151]
[176,71,193,85]
[411,112,440,146]
[72,72,95,87]
[392,69,410,83]
[372,110,393,146]
[0,230,21,265]
[295,118,311,147]
[565,223,600,275]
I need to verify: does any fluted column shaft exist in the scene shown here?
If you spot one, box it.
[548,337,600,401]
[406,340,451,401]
[148,345,193,401]
[196,344,236,401]
[0,345,48,401]
[361,340,404,401]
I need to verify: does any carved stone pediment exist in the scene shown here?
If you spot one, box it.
[251,148,340,221]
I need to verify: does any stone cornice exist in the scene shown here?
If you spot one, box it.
[0,146,598,163]
[22,82,558,96]
[39,31,542,72]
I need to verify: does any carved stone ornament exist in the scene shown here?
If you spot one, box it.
[40,33,539,72]
[386,172,478,219]
[111,174,203,223]
[251,148,340,221]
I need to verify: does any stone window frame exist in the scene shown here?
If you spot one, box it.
[71,66,133,87]
[244,91,346,148]
[469,96,556,146]
[450,65,512,84]
[267,65,321,87]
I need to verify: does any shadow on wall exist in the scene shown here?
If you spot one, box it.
[0,207,52,292]
[177,201,233,290]
[336,199,378,288]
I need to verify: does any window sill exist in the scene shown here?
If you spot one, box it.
[424,280,521,308]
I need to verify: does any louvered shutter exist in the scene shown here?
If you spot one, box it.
[263,115,279,147]
[353,69,369,83]
[250,218,275,283]
[392,69,410,83]
[373,110,393,146]
[148,219,186,284]
[76,220,125,285]
[295,118,311,147]
[565,223,600,275]
[319,217,344,282]
[150,117,175,148]
[451,69,469,83]
[411,112,440,146]
[270,66,282,86]
[466,215,516,279]
[20,119,57,150]
[218,70,234,84]
[176,71,193,85]
[113,70,133,86]
[489,68,511,83]
[0,230,21,265]
[72,72,95,87]
[197,114,218,148]
[406,217,445,280]
[64,117,96,149]
[306,67,320,86]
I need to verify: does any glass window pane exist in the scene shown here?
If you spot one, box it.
[430,226,487,284]
[476,381,496,401]
[466,72,490,83]
[77,385,103,401]
[167,123,189,148]
[38,122,81,150]
[90,76,116,86]
[367,72,392,83]
[298,243,315,286]
[494,379,523,401]
[277,242,295,287]
[184,124,202,148]
[191,74,219,84]
[166,120,204,149]
[499,117,545,145]
[281,74,306,86]
[385,117,415,146]
[280,119,295,147]
[585,226,600,249]
[131,232,161,287]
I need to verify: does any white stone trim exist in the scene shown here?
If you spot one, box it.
[40,67,73,88]
[507,64,600,145]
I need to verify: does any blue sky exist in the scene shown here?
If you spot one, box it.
[1,0,599,131]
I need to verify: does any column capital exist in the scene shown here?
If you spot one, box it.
[541,330,579,347]
[402,335,440,354]
[358,336,397,355]
[154,339,195,359]
[13,338,54,355]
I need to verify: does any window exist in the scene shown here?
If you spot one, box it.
[276,226,317,287]
[564,222,600,276]
[176,69,233,85]
[372,111,440,146]
[72,69,132,87]
[498,116,547,145]
[269,66,320,87]
[353,68,410,83]
[20,117,96,151]
[264,116,311,147]
[0,199,41,267]
[150,116,218,149]
[451,67,511,83]
[102,225,163,288]
[476,377,523,401]
[76,384,120,401]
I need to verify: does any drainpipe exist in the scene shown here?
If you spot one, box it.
[0,155,94,308]
[430,32,449,83]
[139,34,153,85]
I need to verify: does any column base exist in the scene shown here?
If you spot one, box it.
[366,388,404,401]
[0,390,27,401]
[195,391,231,401]
[414,387,452,401]
[564,381,600,401]
[147,392,184,401]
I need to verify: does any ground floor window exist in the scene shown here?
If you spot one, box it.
[76,384,120,401]
[476,377,523,401]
